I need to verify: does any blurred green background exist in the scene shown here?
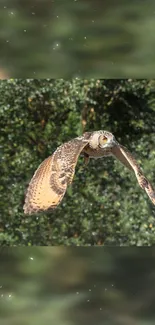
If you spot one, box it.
[1,247,155,325]
[0,0,155,78]
[0,78,155,246]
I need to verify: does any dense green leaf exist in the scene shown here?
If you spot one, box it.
[0,79,155,246]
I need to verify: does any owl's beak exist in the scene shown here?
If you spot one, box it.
[102,139,118,148]
[111,139,119,147]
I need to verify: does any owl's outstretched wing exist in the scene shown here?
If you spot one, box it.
[112,145,155,205]
[23,136,89,215]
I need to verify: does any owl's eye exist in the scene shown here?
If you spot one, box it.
[99,135,108,146]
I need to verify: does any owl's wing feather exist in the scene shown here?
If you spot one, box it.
[23,137,89,214]
[111,145,133,171]
[112,144,155,205]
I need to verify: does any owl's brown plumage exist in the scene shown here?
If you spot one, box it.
[24,135,90,214]
[23,130,155,214]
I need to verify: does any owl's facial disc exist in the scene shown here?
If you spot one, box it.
[98,132,116,148]
[99,135,108,145]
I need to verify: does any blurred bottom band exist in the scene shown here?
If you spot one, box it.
[0,247,155,325]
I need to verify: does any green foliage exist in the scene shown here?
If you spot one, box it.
[0,78,155,246]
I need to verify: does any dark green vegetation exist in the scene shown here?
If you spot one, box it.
[0,78,155,246]
[1,247,155,325]
[0,0,155,78]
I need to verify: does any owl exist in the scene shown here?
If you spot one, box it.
[23,130,155,214]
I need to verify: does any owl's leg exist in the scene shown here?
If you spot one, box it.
[83,153,90,165]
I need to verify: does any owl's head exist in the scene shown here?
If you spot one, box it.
[98,131,118,148]
[89,130,118,149]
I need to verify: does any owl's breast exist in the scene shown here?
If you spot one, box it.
[82,145,112,158]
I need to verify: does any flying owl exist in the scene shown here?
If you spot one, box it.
[23,130,155,214]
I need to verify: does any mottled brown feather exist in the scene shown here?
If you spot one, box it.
[112,145,155,205]
[111,145,133,171]
[23,131,155,214]
[23,137,89,214]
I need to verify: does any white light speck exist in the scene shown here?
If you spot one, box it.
[87,299,90,302]
[53,42,60,50]
[29,257,34,260]
[84,36,87,39]
[32,12,35,15]
[89,289,91,292]
[56,16,59,18]
[6,40,9,43]
[92,20,94,23]
[24,30,27,32]
[76,292,79,294]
